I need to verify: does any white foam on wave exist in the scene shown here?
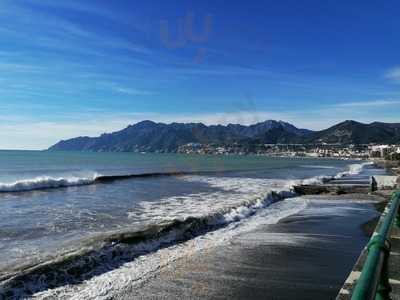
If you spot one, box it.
[299,161,373,185]
[33,197,308,300]
[136,160,371,224]
[0,174,99,193]
[19,161,372,298]
[1,175,304,299]
[301,165,338,169]
[333,161,373,179]
[128,176,294,222]
[30,172,316,299]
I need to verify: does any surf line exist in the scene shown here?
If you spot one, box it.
[0,170,230,194]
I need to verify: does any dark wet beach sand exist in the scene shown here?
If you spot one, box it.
[116,196,380,300]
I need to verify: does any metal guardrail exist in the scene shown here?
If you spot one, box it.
[351,190,400,300]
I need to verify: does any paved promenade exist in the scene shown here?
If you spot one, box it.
[337,190,400,300]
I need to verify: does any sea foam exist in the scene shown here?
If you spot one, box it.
[0,188,303,299]
[0,161,373,298]
[0,161,372,194]
[0,175,98,193]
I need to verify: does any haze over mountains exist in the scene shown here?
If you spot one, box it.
[48,120,400,152]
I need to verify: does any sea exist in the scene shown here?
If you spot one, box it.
[0,150,382,299]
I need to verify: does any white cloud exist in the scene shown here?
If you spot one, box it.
[333,99,400,107]
[113,87,154,96]
[0,111,291,150]
[0,0,152,61]
[0,62,43,73]
[0,119,131,150]
[385,67,400,83]
[163,66,274,77]
[1,96,400,150]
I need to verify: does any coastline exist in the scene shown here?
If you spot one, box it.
[72,165,392,299]
[0,156,395,299]
[113,162,396,299]
[112,195,380,300]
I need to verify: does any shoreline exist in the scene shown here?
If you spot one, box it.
[1,157,394,298]
[88,165,393,299]
[113,195,380,300]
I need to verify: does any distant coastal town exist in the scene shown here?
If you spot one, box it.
[177,142,400,160]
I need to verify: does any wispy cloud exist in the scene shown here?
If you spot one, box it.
[20,0,133,26]
[162,65,275,77]
[0,110,293,149]
[0,62,44,73]
[113,87,155,96]
[0,120,131,150]
[0,1,152,59]
[1,1,399,150]
[334,99,400,108]
[2,103,399,150]
[385,66,400,83]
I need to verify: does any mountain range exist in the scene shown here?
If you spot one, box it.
[48,120,400,152]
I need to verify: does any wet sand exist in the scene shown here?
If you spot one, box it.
[115,196,381,300]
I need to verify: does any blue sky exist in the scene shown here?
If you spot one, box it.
[0,0,400,149]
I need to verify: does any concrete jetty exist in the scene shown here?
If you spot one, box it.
[294,173,372,195]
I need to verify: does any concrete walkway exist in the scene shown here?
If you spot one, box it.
[337,190,400,300]
[389,223,400,300]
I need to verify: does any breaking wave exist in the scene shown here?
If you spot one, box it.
[0,161,373,194]
[301,161,373,185]
[334,161,373,179]
[0,161,374,297]
[300,165,338,169]
[0,175,98,193]
[0,189,297,298]
[0,171,201,193]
